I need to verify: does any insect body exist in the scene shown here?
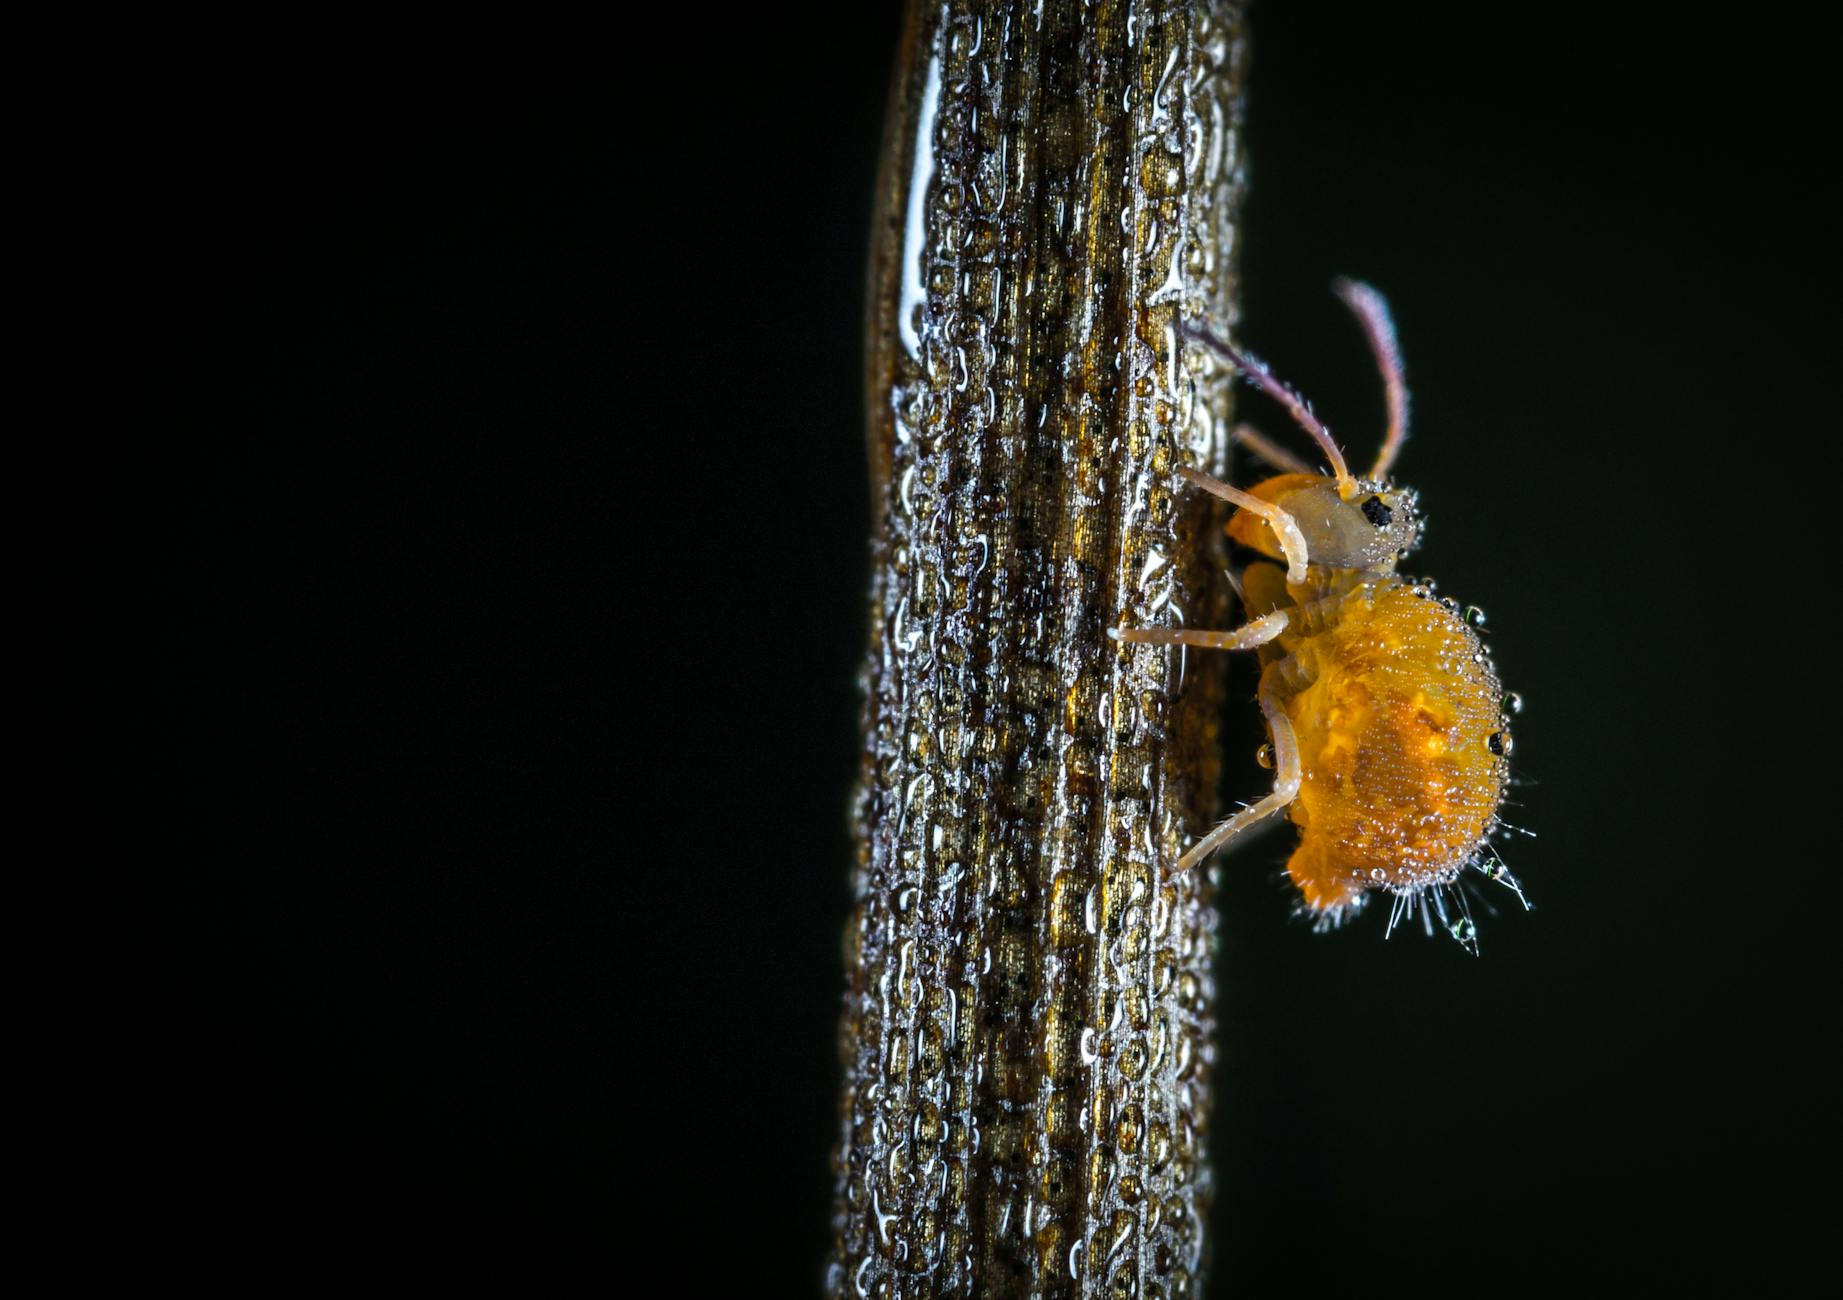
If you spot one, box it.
[1118,281,1526,949]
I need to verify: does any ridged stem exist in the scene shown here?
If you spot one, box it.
[833,3,1250,1296]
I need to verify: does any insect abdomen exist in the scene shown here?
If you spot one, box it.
[1280,581,1509,913]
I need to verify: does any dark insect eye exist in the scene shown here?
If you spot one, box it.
[1360,494,1394,528]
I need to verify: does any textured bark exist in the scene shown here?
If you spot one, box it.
[832,3,1250,1297]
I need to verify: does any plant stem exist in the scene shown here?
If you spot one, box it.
[834,3,1249,1295]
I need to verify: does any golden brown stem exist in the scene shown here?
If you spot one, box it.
[834,3,1250,1296]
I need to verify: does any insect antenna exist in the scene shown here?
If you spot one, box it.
[1331,278,1411,479]
[1181,321,1357,497]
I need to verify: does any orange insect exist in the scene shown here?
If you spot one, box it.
[1118,280,1527,951]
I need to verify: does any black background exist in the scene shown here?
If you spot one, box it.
[22,3,1837,1294]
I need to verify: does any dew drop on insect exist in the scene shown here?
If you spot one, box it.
[1255,742,1275,770]
[1464,604,1487,628]
[1503,690,1524,715]
[1487,731,1512,757]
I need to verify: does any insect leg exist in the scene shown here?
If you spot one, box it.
[1112,608,1288,651]
[1231,423,1314,475]
[1176,465,1312,583]
[1172,665,1302,874]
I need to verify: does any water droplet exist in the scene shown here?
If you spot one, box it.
[1255,742,1275,770]
[1115,1103,1145,1153]
[915,1101,943,1144]
[1119,913,1148,963]
[1464,604,1487,628]
[1147,1120,1172,1169]
[1487,730,1512,757]
[1503,690,1524,714]
[1175,970,1199,1009]
[1123,987,1149,1031]
[1152,952,1175,995]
